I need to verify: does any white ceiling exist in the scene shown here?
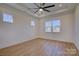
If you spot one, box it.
[6,3,77,18]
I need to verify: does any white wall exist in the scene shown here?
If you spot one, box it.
[37,12,74,42]
[0,4,38,49]
[74,5,79,50]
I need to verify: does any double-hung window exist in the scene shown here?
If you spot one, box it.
[45,19,60,32]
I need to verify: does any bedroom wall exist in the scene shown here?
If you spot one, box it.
[0,4,38,49]
[74,4,79,50]
[0,4,76,49]
[37,12,74,43]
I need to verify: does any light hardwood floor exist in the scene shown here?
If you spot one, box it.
[0,38,78,56]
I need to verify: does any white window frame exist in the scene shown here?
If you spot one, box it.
[45,19,61,32]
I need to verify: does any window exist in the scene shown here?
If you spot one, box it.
[45,19,60,32]
[3,13,13,23]
[31,20,35,26]
[52,20,60,32]
[45,21,51,32]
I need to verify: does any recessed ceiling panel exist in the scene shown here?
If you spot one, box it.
[6,3,77,18]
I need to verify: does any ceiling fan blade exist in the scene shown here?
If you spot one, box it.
[34,3,40,8]
[43,5,55,8]
[34,10,39,13]
[43,9,50,12]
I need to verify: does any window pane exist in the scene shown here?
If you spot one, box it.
[31,20,35,26]
[53,27,60,32]
[3,13,13,23]
[52,20,60,32]
[45,21,51,27]
[45,26,51,32]
[45,21,51,32]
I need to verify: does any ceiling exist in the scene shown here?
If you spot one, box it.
[5,3,77,18]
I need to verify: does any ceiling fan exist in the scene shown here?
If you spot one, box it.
[29,3,55,13]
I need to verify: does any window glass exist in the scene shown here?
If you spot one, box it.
[45,20,60,32]
[31,20,35,26]
[3,13,13,23]
[45,21,51,32]
[52,20,60,32]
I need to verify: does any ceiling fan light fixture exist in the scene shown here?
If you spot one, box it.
[39,9,43,11]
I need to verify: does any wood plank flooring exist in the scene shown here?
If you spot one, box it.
[0,38,78,56]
